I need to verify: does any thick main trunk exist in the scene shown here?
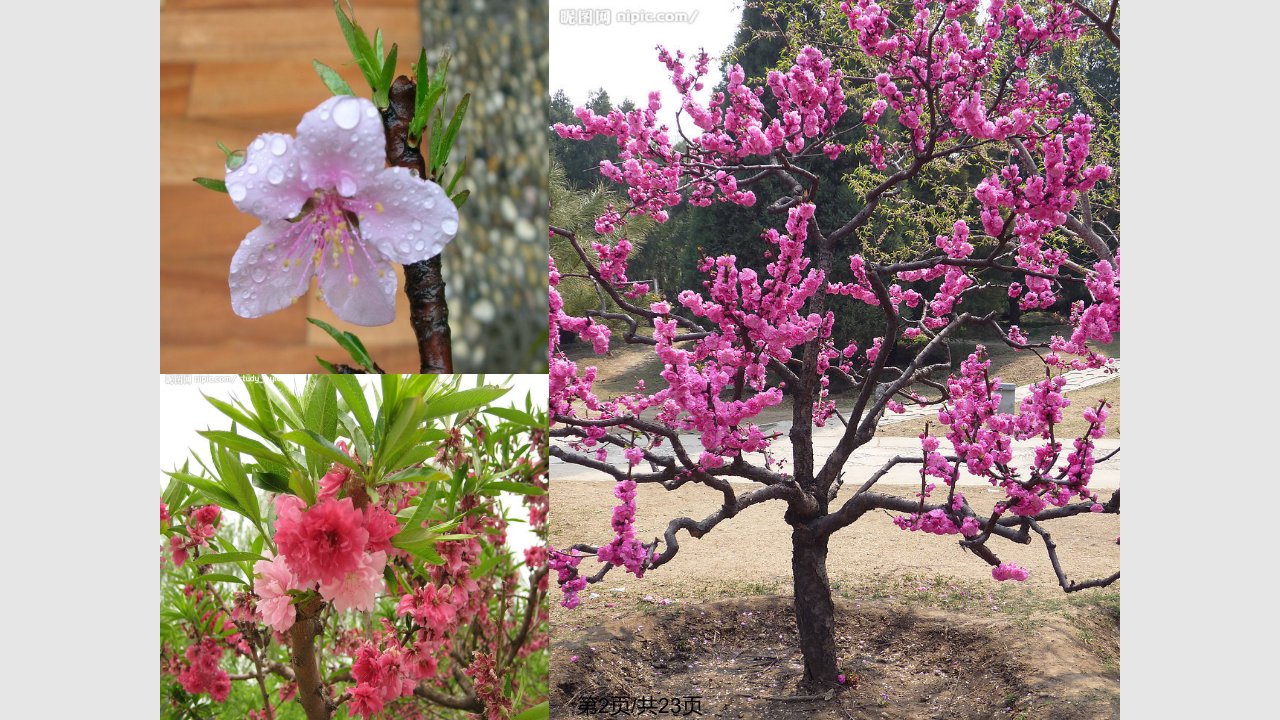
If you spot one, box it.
[288,597,332,720]
[791,525,840,685]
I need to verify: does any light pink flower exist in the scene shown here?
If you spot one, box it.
[318,550,386,612]
[253,554,299,633]
[226,96,459,326]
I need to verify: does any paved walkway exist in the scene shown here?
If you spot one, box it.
[552,359,1121,490]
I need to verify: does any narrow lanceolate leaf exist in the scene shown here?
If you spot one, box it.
[198,430,288,466]
[307,318,377,372]
[376,43,399,106]
[312,59,354,95]
[194,551,268,566]
[483,406,537,427]
[193,177,228,193]
[252,470,290,494]
[446,156,467,195]
[433,93,470,170]
[378,467,449,486]
[480,481,546,496]
[192,573,249,587]
[332,374,375,437]
[165,470,242,512]
[451,189,470,209]
[280,429,362,473]
[423,386,509,420]
[333,0,379,88]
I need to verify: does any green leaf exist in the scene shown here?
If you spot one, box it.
[165,470,241,512]
[480,481,546,496]
[315,356,340,374]
[378,467,449,486]
[332,374,375,437]
[446,156,467,195]
[514,702,549,720]
[451,189,470,209]
[333,0,380,89]
[252,470,290,493]
[192,573,249,587]
[280,429,361,473]
[483,406,537,427]
[203,394,269,440]
[433,93,470,170]
[312,59,354,95]
[198,430,288,466]
[307,318,377,372]
[242,375,278,434]
[193,177,228,193]
[194,551,268,566]
[424,386,509,420]
[392,536,445,565]
[376,43,399,106]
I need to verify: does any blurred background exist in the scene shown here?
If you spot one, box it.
[161,0,548,373]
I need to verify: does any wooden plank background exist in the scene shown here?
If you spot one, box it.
[160,0,428,372]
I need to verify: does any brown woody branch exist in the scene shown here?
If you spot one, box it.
[384,76,452,373]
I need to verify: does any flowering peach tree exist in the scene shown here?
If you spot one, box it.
[160,375,549,719]
[196,2,471,372]
[549,0,1120,685]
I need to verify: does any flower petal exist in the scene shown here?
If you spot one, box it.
[317,237,398,326]
[225,133,309,221]
[294,96,387,198]
[229,222,314,318]
[353,167,460,264]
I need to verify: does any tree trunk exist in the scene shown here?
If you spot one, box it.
[791,525,840,685]
[288,597,333,720]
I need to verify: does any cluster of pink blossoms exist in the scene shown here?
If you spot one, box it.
[343,494,516,718]
[177,637,230,702]
[167,504,221,567]
[253,490,397,633]
[992,562,1030,582]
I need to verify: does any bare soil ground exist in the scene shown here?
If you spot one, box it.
[550,481,1120,719]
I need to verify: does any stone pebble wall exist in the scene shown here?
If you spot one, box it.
[419,0,548,372]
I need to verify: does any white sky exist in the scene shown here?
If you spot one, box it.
[550,0,744,136]
[159,374,548,555]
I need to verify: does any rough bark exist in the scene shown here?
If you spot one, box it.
[288,596,333,720]
[790,524,840,685]
[383,76,453,373]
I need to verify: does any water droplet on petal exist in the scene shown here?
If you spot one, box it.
[333,97,362,130]
[441,218,458,235]
[423,194,436,209]
[228,183,247,202]
[411,220,423,231]
[337,175,358,197]
[252,138,266,151]
[268,166,285,185]
[247,163,259,175]
[251,267,267,283]
[397,240,412,254]
[366,106,378,118]
[270,137,288,156]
